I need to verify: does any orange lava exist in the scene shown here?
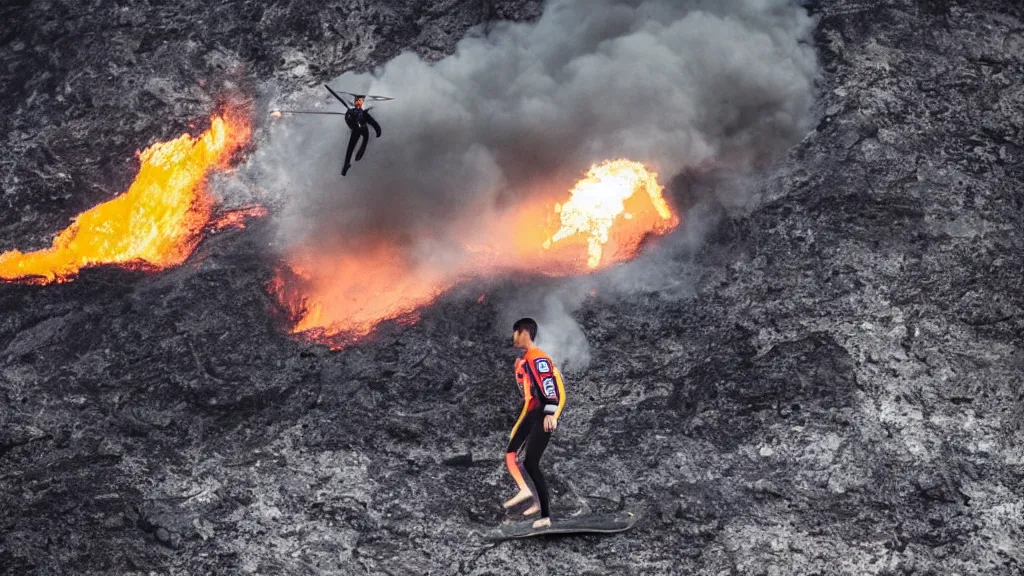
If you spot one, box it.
[0,113,252,284]
[211,205,269,231]
[270,243,463,344]
[272,159,679,347]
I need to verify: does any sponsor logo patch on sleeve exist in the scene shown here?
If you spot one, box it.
[542,376,556,398]
[534,358,551,374]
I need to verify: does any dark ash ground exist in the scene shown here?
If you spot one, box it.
[2,1,1023,574]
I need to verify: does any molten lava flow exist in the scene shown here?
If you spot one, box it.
[211,205,269,232]
[0,113,252,284]
[271,244,460,345]
[271,158,679,347]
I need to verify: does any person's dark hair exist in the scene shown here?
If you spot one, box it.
[513,317,538,341]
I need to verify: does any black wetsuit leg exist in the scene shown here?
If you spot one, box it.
[354,126,370,161]
[523,411,552,518]
[342,128,364,175]
[506,413,532,455]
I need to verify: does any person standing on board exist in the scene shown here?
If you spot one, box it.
[502,317,566,529]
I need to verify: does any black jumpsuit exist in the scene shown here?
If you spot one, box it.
[342,107,381,176]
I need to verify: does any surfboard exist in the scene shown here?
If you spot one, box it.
[485,509,639,541]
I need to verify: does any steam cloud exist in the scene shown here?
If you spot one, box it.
[241,0,819,368]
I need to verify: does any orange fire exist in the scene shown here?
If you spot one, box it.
[272,159,679,347]
[0,113,252,284]
[544,159,674,268]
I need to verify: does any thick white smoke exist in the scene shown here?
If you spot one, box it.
[239,0,819,368]
[249,0,817,241]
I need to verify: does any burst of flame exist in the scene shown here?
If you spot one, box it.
[272,158,679,347]
[543,159,674,268]
[0,113,252,284]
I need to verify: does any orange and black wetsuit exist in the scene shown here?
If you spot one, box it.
[506,347,566,519]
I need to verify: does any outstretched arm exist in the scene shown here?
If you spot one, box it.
[365,111,382,137]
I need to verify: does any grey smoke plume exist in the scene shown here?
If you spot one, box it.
[499,280,595,372]
[252,0,818,247]
[243,0,819,367]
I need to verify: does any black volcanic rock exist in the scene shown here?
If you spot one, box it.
[2,1,1024,575]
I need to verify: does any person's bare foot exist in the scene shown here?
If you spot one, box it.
[532,517,551,529]
[523,503,540,516]
[502,490,532,509]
